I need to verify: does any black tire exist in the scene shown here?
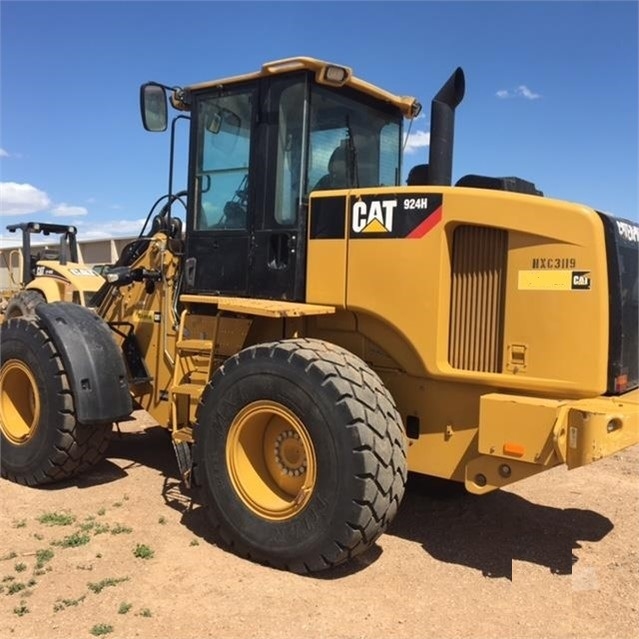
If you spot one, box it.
[0,318,112,485]
[192,338,407,573]
[4,289,46,320]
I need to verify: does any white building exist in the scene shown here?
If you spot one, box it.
[0,234,136,292]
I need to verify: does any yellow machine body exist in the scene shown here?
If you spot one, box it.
[95,56,638,497]
[25,260,104,306]
[98,182,638,495]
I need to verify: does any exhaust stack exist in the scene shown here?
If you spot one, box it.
[427,67,465,186]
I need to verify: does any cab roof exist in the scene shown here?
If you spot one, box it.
[177,56,421,119]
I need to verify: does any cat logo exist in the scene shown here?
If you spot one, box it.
[571,271,591,290]
[352,199,397,233]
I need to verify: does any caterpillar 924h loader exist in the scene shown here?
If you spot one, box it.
[1,57,637,573]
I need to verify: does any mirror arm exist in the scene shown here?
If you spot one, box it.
[146,80,179,93]
[167,114,191,226]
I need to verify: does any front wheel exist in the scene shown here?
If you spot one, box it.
[0,318,112,485]
[192,338,407,573]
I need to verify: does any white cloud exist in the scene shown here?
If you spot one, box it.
[517,85,541,100]
[0,148,9,157]
[51,203,89,217]
[0,182,51,215]
[0,219,144,249]
[496,85,542,100]
[403,130,431,154]
[73,218,146,239]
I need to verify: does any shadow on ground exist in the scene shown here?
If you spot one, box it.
[68,425,179,490]
[63,428,614,580]
[386,473,614,580]
[39,426,174,491]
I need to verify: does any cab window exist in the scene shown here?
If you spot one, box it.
[307,86,402,193]
[194,90,253,230]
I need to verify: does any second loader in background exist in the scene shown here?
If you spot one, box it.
[0,221,105,319]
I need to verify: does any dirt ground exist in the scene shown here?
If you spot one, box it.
[1,410,638,639]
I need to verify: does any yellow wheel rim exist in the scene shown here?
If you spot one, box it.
[0,359,41,445]
[226,400,317,521]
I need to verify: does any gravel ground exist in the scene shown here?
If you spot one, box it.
[1,411,637,639]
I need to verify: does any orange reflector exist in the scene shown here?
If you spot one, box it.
[614,374,628,393]
[503,443,525,457]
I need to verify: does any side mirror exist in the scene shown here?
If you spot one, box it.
[140,83,168,132]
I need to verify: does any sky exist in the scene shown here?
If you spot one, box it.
[0,0,637,245]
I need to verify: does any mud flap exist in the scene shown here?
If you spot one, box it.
[35,302,132,424]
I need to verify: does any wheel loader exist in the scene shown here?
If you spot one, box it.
[0,221,105,319]
[1,57,637,573]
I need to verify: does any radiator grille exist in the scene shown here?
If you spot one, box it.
[448,225,507,373]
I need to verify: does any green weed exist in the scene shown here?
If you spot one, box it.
[13,600,29,616]
[89,624,113,636]
[118,602,132,614]
[53,595,86,612]
[35,548,54,569]
[37,511,75,526]
[88,577,129,594]
[110,524,132,535]
[14,563,26,573]
[51,532,90,548]
[7,582,26,595]
[133,544,154,559]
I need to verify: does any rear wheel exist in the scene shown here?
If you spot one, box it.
[193,338,407,573]
[4,290,46,320]
[0,318,112,485]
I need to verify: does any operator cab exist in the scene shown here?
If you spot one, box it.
[141,58,420,301]
[6,221,79,286]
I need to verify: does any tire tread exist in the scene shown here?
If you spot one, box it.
[1,318,112,485]
[193,337,407,572]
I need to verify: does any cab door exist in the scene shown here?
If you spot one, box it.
[185,85,255,295]
[185,76,310,301]
[247,76,309,301]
